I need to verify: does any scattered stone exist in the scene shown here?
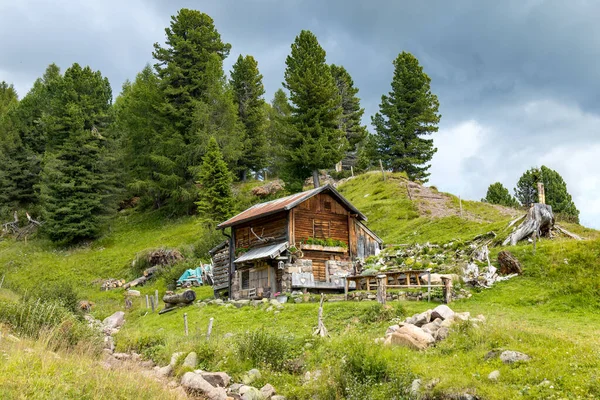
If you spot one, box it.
[240,386,262,400]
[410,379,422,396]
[201,372,231,388]
[488,370,500,381]
[102,311,125,330]
[500,350,531,364]
[229,383,243,393]
[157,365,174,378]
[170,352,185,367]
[242,369,261,385]
[126,289,141,297]
[180,372,227,400]
[387,324,435,350]
[294,298,302,303]
[539,379,553,387]
[260,383,276,398]
[182,352,197,368]
[103,336,115,352]
[140,360,155,368]
[454,312,471,322]
[484,350,502,361]
[434,327,449,341]
[271,396,287,400]
[430,305,454,321]
[112,352,131,361]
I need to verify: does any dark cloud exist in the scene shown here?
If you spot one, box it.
[1,0,599,226]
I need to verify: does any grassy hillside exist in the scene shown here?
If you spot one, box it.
[0,172,599,399]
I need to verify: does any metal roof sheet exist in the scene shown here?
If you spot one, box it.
[234,241,289,264]
[217,184,366,229]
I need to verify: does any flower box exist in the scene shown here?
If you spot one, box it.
[300,244,347,253]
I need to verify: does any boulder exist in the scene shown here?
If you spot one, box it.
[241,386,263,400]
[242,369,261,385]
[500,350,531,364]
[156,365,173,378]
[385,324,400,336]
[407,311,431,327]
[434,327,450,341]
[260,383,276,398]
[102,311,125,330]
[201,372,231,388]
[421,319,442,335]
[454,312,471,322]
[170,352,185,367]
[180,372,227,400]
[271,396,287,400]
[488,370,500,381]
[126,290,141,297]
[182,352,197,368]
[410,379,421,396]
[430,305,454,321]
[388,324,435,350]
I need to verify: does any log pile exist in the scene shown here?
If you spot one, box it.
[142,248,184,267]
[101,279,126,291]
[159,289,196,315]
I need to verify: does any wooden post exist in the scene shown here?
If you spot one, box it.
[344,277,349,301]
[459,196,463,218]
[150,296,155,312]
[0,274,4,289]
[442,277,452,304]
[376,274,387,305]
[145,294,149,309]
[379,159,386,181]
[155,290,159,307]
[537,182,545,204]
[125,298,132,309]
[206,317,214,341]
[427,271,431,302]
[184,313,189,336]
[350,166,354,177]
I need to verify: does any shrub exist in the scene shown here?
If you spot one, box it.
[23,282,80,314]
[236,330,292,370]
[359,303,406,324]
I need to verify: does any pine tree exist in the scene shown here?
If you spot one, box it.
[195,137,233,223]
[283,30,346,188]
[514,168,540,206]
[230,55,268,180]
[483,182,518,207]
[39,64,116,244]
[373,52,440,182]
[330,65,368,153]
[0,81,18,116]
[114,65,184,209]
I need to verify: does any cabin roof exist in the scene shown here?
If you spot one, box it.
[217,184,367,229]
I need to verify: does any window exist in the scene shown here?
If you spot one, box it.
[324,201,332,211]
[313,219,331,239]
[241,270,250,289]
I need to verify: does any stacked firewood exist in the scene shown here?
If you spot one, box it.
[101,279,126,291]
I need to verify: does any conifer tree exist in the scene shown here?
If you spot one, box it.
[230,55,268,180]
[195,137,233,223]
[330,65,368,153]
[483,182,518,207]
[0,82,18,116]
[373,52,440,182]
[283,30,346,188]
[39,64,116,244]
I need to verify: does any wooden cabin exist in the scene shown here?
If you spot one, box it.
[210,184,382,299]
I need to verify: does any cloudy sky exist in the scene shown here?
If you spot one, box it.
[1,0,599,227]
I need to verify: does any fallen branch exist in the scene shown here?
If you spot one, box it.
[554,225,583,241]
[313,293,329,337]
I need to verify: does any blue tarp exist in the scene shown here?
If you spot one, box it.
[177,264,213,286]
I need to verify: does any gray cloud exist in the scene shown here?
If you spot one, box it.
[1,0,599,227]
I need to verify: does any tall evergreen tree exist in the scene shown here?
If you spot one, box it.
[38,64,116,244]
[195,137,233,223]
[283,30,346,188]
[483,182,518,207]
[230,55,268,180]
[0,82,18,116]
[114,65,184,209]
[330,65,368,153]
[514,168,539,206]
[373,52,440,182]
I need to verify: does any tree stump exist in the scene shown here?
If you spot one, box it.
[503,203,555,245]
[497,251,522,275]
[376,274,387,305]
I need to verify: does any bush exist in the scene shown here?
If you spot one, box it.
[236,330,292,370]
[23,282,80,314]
[359,303,406,324]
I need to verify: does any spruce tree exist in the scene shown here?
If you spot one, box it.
[514,168,540,206]
[39,64,116,244]
[330,65,368,153]
[373,52,441,182]
[483,182,518,207]
[230,55,268,180]
[0,82,18,116]
[283,30,346,188]
[195,137,233,223]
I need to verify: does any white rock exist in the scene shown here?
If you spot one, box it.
[387,324,435,350]
[126,290,141,297]
[430,305,454,321]
[200,372,231,387]
[170,352,184,367]
[182,352,197,368]
[102,311,125,330]
[260,383,276,398]
[500,350,531,364]
[156,365,173,378]
[180,372,227,400]
[488,370,500,381]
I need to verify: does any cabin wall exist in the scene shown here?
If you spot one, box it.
[210,243,230,291]
[354,221,381,259]
[293,193,350,244]
[233,211,288,250]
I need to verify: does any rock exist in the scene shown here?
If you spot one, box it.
[388,324,435,350]
[235,300,250,308]
[214,299,224,305]
[170,352,185,367]
[430,305,454,321]
[265,306,274,312]
[386,324,400,336]
[294,298,302,303]
[140,360,155,368]
[421,320,442,335]
[182,352,197,368]
[488,370,500,381]
[434,327,450,341]
[454,312,471,322]
[539,379,553,387]
[500,350,531,364]
[271,396,287,400]
[243,369,261,385]
[112,352,131,361]
[407,311,431,327]
[241,386,263,400]
[126,289,141,297]
[410,379,422,396]
[227,395,243,400]
[484,350,501,360]
[180,372,227,400]
[156,365,174,378]
[102,311,125,330]
[167,380,179,389]
[260,383,276,398]
[229,383,243,393]
[497,250,522,275]
[201,372,231,388]
[103,336,115,352]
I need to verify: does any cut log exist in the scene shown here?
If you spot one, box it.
[143,266,160,277]
[497,250,522,275]
[163,290,196,305]
[123,276,148,289]
[503,204,555,246]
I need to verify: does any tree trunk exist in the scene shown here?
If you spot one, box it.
[162,290,196,305]
[241,169,247,182]
[497,251,522,275]
[312,170,320,188]
[503,203,555,246]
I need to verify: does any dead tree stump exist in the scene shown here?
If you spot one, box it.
[376,274,387,305]
[503,203,555,245]
[497,251,522,275]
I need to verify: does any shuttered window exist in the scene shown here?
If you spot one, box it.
[312,219,331,239]
[241,270,250,289]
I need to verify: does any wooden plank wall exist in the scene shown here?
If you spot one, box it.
[354,222,381,259]
[234,211,288,249]
[211,244,230,290]
[294,193,350,244]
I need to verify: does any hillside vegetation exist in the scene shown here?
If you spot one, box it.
[0,172,599,399]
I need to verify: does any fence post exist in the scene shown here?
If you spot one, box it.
[376,274,387,305]
[427,271,431,302]
[155,290,159,307]
[206,317,214,341]
[150,296,155,312]
[379,160,386,181]
[184,313,189,336]
[145,294,149,309]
